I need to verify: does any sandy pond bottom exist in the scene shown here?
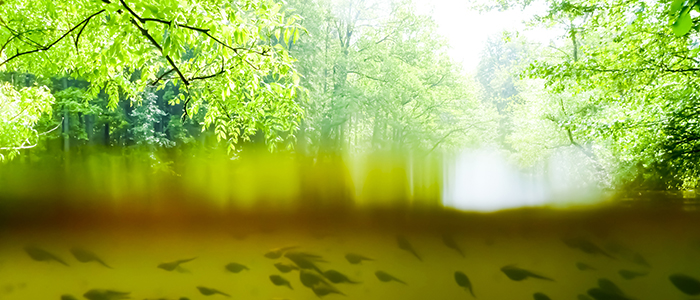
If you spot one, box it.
[1,204,699,300]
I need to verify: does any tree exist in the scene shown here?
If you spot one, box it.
[288,0,496,155]
[0,82,54,161]
[478,0,700,189]
[0,0,304,153]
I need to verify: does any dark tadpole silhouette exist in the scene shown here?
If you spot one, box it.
[323,269,360,284]
[196,286,230,297]
[274,262,299,273]
[269,275,293,289]
[454,271,475,297]
[578,294,594,300]
[82,289,130,300]
[311,283,345,298]
[345,253,373,265]
[442,234,465,258]
[533,292,551,300]
[285,251,326,273]
[618,269,647,280]
[397,235,421,261]
[669,273,700,295]
[630,252,650,268]
[60,295,79,300]
[24,245,69,266]
[586,278,633,300]
[500,265,554,281]
[285,251,325,261]
[224,262,249,273]
[605,243,650,268]
[598,278,624,295]
[264,246,299,259]
[300,269,329,288]
[157,257,196,272]
[375,270,407,285]
[576,262,596,271]
[70,247,112,268]
[563,237,615,259]
[586,288,633,300]
[299,270,345,297]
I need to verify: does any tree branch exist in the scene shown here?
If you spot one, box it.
[0,117,63,150]
[123,2,190,86]
[181,86,192,121]
[0,9,106,67]
[123,7,269,57]
[150,68,175,86]
[74,16,92,53]
[347,70,386,82]
[0,34,17,56]
[0,17,47,49]
[189,60,227,82]
[426,128,466,154]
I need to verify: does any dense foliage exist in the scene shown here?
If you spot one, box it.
[471,0,700,189]
[0,82,54,161]
[0,0,304,155]
[288,0,495,155]
[0,0,493,162]
[4,0,700,191]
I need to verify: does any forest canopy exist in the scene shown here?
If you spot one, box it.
[471,0,700,190]
[0,0,305,153]
[2,0,700,191]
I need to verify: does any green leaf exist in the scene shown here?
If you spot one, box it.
[671,0,686,15]
[105,2,122,14]
[673,11,693,36]
[144,4,160,16]
[234,31,242,44]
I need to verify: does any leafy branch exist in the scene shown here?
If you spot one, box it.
[0,9,106,67]
[119,0,190,86]
[0,117,63,150]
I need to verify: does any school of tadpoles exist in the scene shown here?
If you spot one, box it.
[20,234,700,300]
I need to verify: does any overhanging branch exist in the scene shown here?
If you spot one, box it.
[120,0,190,86]
[0,9,106,67]
[150,68,175,86]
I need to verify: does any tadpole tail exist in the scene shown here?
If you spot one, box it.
[96,258,113,269]
[456,247,465,258]
[468,286,476,298]
[52,256,70,267]
[601,251,616,260]
[410,249,422,262]
[178,257,197,264]
[531,273,554,281]
[217,291,231,297]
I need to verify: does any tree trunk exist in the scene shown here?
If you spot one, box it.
[104,123,110,146]
[63,109,69,152]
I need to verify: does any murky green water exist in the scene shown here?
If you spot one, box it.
[2,205,700,300]
[2,152,700,299]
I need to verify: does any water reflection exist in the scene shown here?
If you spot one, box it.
[443,148,602,212]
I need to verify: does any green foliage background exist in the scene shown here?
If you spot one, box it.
[3,0,700,191]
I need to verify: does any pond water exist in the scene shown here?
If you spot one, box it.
[1,152,699,300]
[1,202,700,300]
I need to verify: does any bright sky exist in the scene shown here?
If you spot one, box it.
[415,0,556,73]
